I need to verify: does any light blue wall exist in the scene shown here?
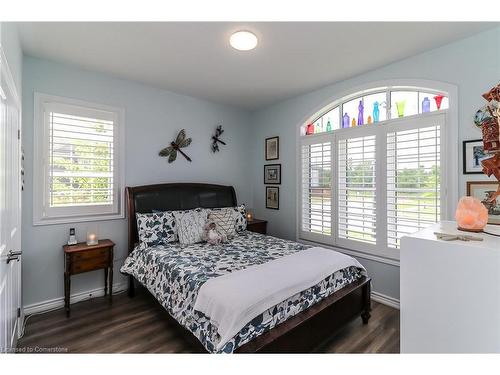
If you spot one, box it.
[250,27,500,300]
[22,56,253,307]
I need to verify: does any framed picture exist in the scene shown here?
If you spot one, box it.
[266,186,279,210]
[265,136,279,160]
[264,164,281,184]
[467,181,500,225]
[463,139,488,174]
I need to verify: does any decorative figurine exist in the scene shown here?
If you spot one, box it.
[159,129,192,163]
[211,125,226,153]
[474,82,500,208]
[373,102,380,123]
[367,115,373,124]
[306,123,314,135]
[357,100,364,125]
[434,95,444,110]
[326,119,332,132]
[422,97,431,113]
[342,113,350,128]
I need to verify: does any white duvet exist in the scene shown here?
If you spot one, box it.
[193,246,366,350]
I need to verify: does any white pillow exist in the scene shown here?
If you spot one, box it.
[173,208,208,246]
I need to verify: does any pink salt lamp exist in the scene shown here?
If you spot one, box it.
[455,196,488,232]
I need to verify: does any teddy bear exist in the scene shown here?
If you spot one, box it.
[202,222,228,245]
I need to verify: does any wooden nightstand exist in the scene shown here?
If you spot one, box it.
[63,239,114,317]
[247,219,267,235]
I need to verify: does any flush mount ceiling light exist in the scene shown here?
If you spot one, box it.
[229,31,258,51]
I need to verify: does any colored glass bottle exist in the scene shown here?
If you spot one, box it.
[422,97,431,113]
[396,100,406,118]
[434,95,444,110]
[357,100,364,125]
[351,118,356,127]
[373,102,380,123]
[367,115,372,124]
[315,121,321,133]
[326,119,332,132]
[342,112,350,128]
[306,123,314,135]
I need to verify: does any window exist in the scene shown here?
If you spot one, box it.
[299,85,448,260]
[34,93,124,225]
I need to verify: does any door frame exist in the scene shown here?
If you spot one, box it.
[0,44,23,345]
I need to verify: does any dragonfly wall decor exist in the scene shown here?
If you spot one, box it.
[159,129,192,163]
[211,125,226,153]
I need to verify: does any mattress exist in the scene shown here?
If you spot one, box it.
[120,231,363,353]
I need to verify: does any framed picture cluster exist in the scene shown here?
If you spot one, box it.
[463,139,487,174]
[265,136,280,210]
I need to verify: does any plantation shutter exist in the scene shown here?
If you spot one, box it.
[300,139,333,243]
[337,135,377,245]
[47,105,116,210]
[386,125,441,249]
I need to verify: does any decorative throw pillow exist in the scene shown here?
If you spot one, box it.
[173,208,208,246]
[210,204,247,232]
[152,209,178,241]
[136,211,177,249]
[233,204,247,232]
[208,208,237,238]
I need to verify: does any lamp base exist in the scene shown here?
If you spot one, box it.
[457,227,484,233]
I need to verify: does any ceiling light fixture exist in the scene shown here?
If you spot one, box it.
[229,31,258,51]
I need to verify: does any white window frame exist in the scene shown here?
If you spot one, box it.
[33,92,125,225]
[296,80,458,264]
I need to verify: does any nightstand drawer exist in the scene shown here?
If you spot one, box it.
[247,220,267,234]
[71,257,110,274]
[72,247,110,262]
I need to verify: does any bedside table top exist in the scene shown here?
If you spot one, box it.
[248,219,267,224]
[63,239,115,253]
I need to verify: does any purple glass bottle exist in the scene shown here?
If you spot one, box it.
[357,100,364,125]
[422,97,431,113]
[342,112,350,128]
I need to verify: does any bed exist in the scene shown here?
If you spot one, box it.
[121,183,371,353]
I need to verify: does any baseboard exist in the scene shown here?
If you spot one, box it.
[371,291,400,310]
[23,282,127,316]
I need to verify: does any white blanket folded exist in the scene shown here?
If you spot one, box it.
[193,247,366,350]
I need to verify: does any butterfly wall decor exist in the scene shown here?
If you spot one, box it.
[159,129,192,163]
[211,125,226,153]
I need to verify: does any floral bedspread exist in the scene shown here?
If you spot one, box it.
[120,231,363,353]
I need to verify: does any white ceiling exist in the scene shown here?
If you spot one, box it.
[18,22,496,110]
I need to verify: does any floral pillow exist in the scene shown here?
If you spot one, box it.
[233,204,247,232]
[173,208,208,246]
[136,211,177,249]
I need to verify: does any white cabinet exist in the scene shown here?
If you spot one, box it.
[400,221,500,353]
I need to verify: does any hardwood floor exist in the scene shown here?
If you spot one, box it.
[18,290,400,353]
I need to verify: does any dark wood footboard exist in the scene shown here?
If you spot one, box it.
[235,276,371,353]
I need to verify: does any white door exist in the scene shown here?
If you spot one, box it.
[0,47,22,353]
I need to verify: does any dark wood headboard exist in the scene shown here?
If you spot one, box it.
[126,183,237,254]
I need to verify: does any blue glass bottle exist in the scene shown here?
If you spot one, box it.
[373,102,380,123]
[357,100,364,125]
[422,97,431,113]
[342,112,350,128]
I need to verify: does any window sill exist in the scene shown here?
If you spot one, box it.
[33,212,125,226]
[297,238,400,267]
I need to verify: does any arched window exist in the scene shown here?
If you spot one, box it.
[299,85,450,260]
